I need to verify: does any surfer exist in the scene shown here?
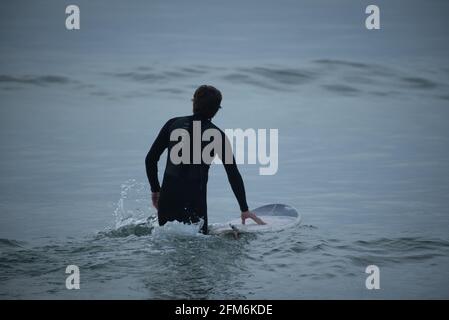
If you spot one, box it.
[145,85,265,234]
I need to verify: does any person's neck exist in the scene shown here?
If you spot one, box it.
[192,113,209,121]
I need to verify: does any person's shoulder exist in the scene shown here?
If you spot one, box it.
[208,121,225,134]
[164,115,190,127]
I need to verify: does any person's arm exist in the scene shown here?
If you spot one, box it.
[223,158,249,212]
[219,130,265,225]
[145,118,175,208]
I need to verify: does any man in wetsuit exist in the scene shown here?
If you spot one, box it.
[145,85,265,234]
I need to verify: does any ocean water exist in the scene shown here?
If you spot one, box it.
[1,0,449,299]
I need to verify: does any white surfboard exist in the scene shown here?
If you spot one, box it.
[208,204,301,235]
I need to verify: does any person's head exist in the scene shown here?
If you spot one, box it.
[192,85,222,119]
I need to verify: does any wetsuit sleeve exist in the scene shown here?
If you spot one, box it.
[145,118,175,192]
[219,130,249,212]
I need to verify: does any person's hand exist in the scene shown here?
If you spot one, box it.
[151,192,160,210]
[241,210,266,225]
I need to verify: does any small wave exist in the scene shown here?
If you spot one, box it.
[222,73,281,91]
[98,215,157,238]
[0,238,26,248]
[0,74,76,86]
[240,66,317,85]
[314,59,372,70]
[283,235,449,270]
[99,223,154,238]
[343,237,449,267]
[401,77,438,89]
[353,237,449,251]
[322,84,361,96]
[109,65,210,84]
[157,88,185,95]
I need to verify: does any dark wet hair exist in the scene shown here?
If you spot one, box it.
[192,85,222,119]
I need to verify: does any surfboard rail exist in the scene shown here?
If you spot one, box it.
[209,204,301,236]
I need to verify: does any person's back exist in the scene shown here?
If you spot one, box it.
[145,85,264,234]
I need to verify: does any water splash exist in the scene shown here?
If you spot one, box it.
[113,179,152,228]
[105,179,205,238]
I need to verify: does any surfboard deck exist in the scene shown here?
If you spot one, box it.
[208,204,301,235]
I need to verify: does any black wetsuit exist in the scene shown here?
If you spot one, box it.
[145,114,249,234]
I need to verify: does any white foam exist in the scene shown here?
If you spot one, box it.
[151,219,206,238]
